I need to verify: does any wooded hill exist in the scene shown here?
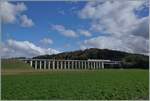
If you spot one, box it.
[33,48,149,69]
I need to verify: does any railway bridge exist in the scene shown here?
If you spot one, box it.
[20,59,121,69]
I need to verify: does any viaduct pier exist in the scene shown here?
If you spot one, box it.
[20,59,121,70]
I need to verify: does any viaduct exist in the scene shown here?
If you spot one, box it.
[21,59,121,69]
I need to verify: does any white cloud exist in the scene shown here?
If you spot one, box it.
[51,25,77,37]
[78,29,91,37]
[79,0,149,54]
[1,39,60,58]
[1,1,34,27]
[83,35,148,55]
[20,15,34,27]
[1,1,26,23]
[79,0,147,36]
[40,38,53,45]
[130,17,149,38]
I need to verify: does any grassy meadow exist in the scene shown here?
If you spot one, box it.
[1,59,149,100]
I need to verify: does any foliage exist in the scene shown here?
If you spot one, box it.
[122,55,149,69]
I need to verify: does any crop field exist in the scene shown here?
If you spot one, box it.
[1,59,149,100]
[2,70,149,100]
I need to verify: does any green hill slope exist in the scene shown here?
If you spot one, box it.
[1,59,32,70]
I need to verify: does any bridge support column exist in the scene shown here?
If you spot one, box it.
[57,61,59,69]
[68,61,70,69]
[48,61,50,69]
[99,62,101,69]
[30,60,33,67]
[71,61,74,69]
[81,61,83,69]
[53,61,55,69]
[64,61,66,69]
[35,61,37,69]
[102,62,104,69]
[44,61,46,69]
[88,62,90,69]
[96,62,98,69]
[40,61,42,69]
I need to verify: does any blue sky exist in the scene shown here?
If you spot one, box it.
[1,1,149,57]
[2,1,89,51]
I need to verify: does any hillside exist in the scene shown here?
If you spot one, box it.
[33,48,149,69]
[1,59,32,70]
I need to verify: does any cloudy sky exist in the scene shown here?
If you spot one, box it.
[1,0,149,58]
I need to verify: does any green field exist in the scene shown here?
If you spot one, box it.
[1,59,32,70]
[1,59,149,100]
